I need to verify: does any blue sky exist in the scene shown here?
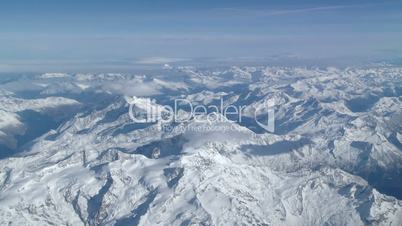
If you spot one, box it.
[0,0,402,71]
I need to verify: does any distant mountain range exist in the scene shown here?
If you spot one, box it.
[0,65,401,225]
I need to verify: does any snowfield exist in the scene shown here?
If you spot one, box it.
[0,65,401,225]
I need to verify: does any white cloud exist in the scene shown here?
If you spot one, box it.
[134,57,189,65]
[212,3,379,17]
[104,80,161,96]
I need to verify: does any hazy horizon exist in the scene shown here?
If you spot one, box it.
[1,0,402,72]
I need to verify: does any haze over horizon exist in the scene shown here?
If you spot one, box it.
[1,2,402,225]
[1,0,402,72]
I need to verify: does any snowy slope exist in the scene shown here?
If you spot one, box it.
[0,65,401,225]
[0,91,81,149]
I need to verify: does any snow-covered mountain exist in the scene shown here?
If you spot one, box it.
[0,65,401,225]
[0,90,82,151]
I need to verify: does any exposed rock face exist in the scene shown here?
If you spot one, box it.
[151,147,161,159]
[0,66,401,225]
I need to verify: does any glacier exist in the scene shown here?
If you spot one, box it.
[0,65,401,225]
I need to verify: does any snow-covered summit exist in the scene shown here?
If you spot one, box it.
[0,65,401,225]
